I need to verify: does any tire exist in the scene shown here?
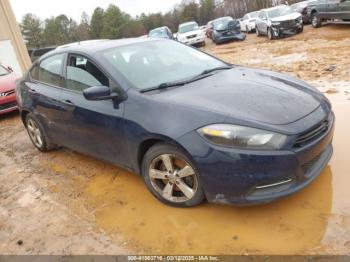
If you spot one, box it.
[25,113,57,152]
[267,27,274,40]
[256,27,260,37]
[298,24,304,34]
[311,12,321,28]
[142,143,205,207]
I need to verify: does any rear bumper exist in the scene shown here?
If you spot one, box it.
[0,94,18,115]
[178,111,335,205]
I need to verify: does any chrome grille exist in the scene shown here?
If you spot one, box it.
[294,120,329,148]
[0,90,15,97]
[186,34,197,39]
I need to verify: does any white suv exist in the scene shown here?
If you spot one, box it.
[240,11,259,33]
[176,21,206,47]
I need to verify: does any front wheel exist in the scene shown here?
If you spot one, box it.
[311,12,321,28]
[142,143,205,207]
[256,26,260,37]
[267,27,275,40]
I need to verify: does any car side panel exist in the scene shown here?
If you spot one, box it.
[17,80,63,142]
[337,0,350,19]
[55,89,130,169]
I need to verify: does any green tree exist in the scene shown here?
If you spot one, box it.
[101,4,131,39]
[90,7,104,39]
[76,12,90,41]
[20,13,43,48]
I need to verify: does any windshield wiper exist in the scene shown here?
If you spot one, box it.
[140,73,214,93]
[200,65,233,75]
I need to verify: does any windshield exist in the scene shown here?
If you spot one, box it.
[149,28,168,38]
[213,17,233,30]
[249,12,259,18]
[179,22,198,33]
[101,40,226,90]
[268,6,293,18]
[0,66,9,76]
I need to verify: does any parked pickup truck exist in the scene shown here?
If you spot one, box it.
[308,0,350,28]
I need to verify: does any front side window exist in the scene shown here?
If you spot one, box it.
[101,40,226,91]
[37,54,65,86]
[66,55,109,92]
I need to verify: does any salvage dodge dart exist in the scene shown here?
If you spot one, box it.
[16,39,334,207]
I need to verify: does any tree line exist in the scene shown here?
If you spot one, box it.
[20,0,302,49]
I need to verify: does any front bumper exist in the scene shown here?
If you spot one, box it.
[271,22,303,37]
[215,33,246,43]
[0,93,18,115]
[178,112,335,205]
[180,36,205,46]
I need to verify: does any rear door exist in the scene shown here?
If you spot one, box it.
[336,0,350,19]
[325,0,340,18]
[56,53,129,167]
[26,53,65,141]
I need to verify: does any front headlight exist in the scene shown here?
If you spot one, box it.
[197,124,287,150]
[271,22,281,26]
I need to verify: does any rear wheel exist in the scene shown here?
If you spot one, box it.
[142,143,205,207]
[311,12,322,28]
[25,113,57,152]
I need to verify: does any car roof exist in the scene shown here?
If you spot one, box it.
[262,4,288,11]
[214,16,233,21]
[179,21,198,27]
[40,38,160,60]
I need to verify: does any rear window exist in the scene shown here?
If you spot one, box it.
[30,54,65,87]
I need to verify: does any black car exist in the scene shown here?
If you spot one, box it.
[212,16,246,44]
[256,5,304,40]
[309,0,350,28]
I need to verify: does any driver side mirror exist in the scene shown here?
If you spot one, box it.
[83,85,118,101]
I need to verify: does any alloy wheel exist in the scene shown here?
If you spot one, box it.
[27,118,43,148]
[148,154,198,203]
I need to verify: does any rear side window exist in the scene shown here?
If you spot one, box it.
[66,54,109,92]
[31,54,65,87]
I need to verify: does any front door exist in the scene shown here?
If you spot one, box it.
[56,54,129,167]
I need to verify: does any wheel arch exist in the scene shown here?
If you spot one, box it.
[136,135,194,175]
[20,109,30,126]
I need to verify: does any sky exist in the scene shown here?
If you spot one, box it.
[10,0,182,22]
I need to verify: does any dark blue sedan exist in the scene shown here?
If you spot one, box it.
[16,39,334,207]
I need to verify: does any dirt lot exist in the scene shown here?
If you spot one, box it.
[1,24,350,255]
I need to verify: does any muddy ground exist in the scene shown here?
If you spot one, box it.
[1,24,350,255]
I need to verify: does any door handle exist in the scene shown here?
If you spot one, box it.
[28,88,37,94]
[62,99,74,106]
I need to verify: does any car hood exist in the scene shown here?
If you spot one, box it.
[0,73,16,92]
[178,29,203,38]
[270,12,301,22]
[154,67,321,126]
